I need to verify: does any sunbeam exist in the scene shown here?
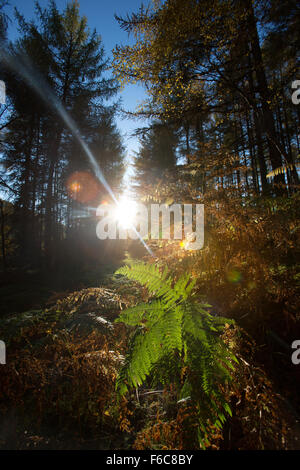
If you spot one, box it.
[0,48,155,258]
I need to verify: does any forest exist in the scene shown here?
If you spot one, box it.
[0,0,299,452]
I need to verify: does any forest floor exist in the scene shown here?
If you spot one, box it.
[0,264,119,315]
[0,264,299,450]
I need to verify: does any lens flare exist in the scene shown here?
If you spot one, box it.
[66,171,100,203]
[113,197,137,229]
[70,182,81,193]
[0,48,155,258]
[226,269,242,283]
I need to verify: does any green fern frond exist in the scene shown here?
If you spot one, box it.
[115,261,194,307]
[116,262,173,300]
[115,299,164,326]
[114,260,237,447]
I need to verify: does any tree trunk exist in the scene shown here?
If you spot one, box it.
[246,0,287,194]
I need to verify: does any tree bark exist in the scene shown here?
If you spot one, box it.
[246,0,287,194]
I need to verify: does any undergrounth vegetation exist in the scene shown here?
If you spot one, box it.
[0,0,299,451]
[0,192,299,449]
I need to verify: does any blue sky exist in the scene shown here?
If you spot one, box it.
[5,0,149,168]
